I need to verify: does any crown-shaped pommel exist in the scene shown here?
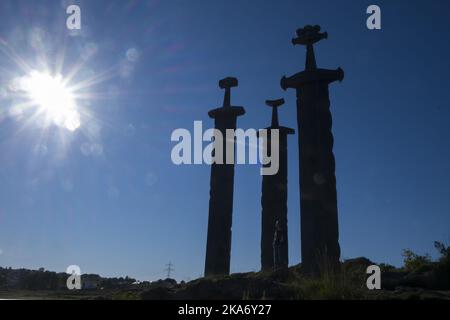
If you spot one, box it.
[292,25,328,46]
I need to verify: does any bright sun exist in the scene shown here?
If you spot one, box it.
[22,71,81,131]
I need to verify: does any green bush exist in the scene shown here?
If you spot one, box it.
[402,249,433,273]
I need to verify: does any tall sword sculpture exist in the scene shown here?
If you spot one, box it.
[204,77,245,276]
[260,99,294,271]
[280,25,344,273]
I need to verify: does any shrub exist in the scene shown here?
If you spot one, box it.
[402,249,433,273]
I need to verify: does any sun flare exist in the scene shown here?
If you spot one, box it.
[21,71,81,131]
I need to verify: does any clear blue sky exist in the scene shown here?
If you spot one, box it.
[0,0,449,281]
